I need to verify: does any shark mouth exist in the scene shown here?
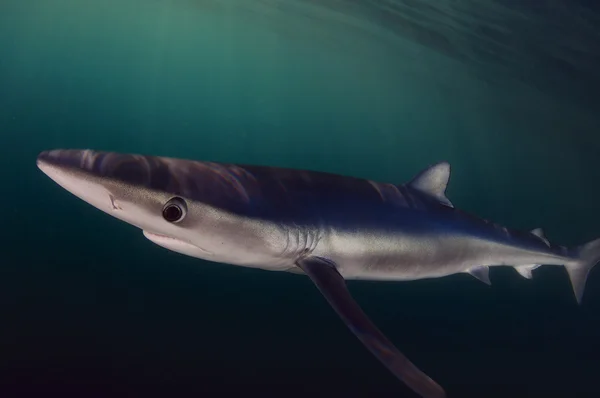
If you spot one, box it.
[142,231,213,256]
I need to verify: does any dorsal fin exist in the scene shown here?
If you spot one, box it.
[530,228,550,247]
[407,161,453,208]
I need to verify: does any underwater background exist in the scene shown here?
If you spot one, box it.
[1,1,600,397]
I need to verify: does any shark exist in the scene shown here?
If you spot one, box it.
[36,149,600,398]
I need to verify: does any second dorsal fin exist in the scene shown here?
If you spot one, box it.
[530,228,550,247]
[407,161,453,208]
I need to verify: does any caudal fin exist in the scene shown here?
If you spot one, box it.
[566,238,600,304]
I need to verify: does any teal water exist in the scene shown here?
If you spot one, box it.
[1,1,600,397]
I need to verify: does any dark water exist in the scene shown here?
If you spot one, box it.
[1,1,600,397]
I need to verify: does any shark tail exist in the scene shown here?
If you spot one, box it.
[566,238,600,304]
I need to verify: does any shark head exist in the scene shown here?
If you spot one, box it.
[36,149,284,267]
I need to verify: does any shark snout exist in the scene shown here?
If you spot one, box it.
[37,149,95,174]
[37,149,169,191]
[37,149,115,211]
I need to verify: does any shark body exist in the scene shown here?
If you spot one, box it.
[37,149,600,398]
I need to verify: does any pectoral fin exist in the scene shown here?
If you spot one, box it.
[296,257,446,398]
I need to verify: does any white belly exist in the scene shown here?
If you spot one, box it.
[313,228,570,282]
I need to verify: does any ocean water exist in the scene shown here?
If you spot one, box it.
[1,1,599,397]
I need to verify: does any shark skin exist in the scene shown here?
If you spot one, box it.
[36,149,600,398]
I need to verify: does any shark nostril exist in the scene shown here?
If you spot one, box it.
[109,194,122,210]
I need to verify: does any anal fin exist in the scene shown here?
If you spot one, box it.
[514,264,541,279]
[467,266,491,285]
[297,256,446,398]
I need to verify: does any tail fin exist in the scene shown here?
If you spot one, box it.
[566,238,600,304]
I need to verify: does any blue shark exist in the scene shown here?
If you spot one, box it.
[36,149,600,398]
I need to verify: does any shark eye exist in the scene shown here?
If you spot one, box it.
[162,197,187,223]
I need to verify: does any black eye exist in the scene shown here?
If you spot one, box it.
[162,197,187,223]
